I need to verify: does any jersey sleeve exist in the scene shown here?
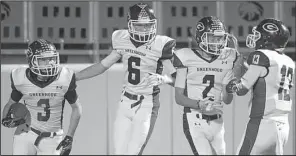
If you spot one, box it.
[222,70,234,85]
[64,73,78,104]
[247,51,270,67]
[241,65,267,89]
[160,39,176,60]
[10,71,23,102]
[173,49,186,68]
[111,30,126,51]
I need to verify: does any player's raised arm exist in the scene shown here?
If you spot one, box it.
[75,49,122,81]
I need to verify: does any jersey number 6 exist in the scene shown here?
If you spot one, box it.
[37,99,50,121]
[202,75,215,98]
[128,56,141,85]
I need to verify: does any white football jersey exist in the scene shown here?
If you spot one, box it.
[245,50,295,121]
[11,66,77,132]
[110,30,176,95]
[174,47,238,114]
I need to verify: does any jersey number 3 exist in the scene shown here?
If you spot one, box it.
[128,56,141,85]
[278,65,293,101]
[202,75,215,98]
[37,99,50,121]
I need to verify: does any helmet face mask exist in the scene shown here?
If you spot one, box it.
[30,53,60,77]
[128,19,157,43]
[200,30,229,55]
[246,27,261,49]
[127,3,157,43]
[195,16,230,56]
[27,39,60,77]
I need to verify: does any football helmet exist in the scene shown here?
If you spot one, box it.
[246,18,290,51]
[195,16,229,55]
[26,39,60,76]
[127,3,157,43]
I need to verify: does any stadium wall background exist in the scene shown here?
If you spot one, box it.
[1,64,295,155]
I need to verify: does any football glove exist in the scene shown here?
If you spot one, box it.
[226,78,243,93]
[1,109,26,128]
[146,72,173,87]
[56,135,73,155]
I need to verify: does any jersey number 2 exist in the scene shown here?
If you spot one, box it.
[128,56,141,85]
[37,99,50,121]
[278,65,293,101]
[202,75,215,98]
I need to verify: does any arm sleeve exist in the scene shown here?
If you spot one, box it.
[175,68,187,89]
[241,65,267,89]
[160,39,176,60]
[101,50,122,68]
[10,72,23,102]
[65,74,78,104]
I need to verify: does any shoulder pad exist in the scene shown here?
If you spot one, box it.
[112,30,129,49]
[160,39,176,60]
[58,66,74,80]
[247,51,270,67]
[173,48,187,68]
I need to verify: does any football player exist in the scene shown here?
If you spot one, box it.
[173,16,240,155]
[226,18,294,155]
[75,3,176,155]
[1,39,82,155]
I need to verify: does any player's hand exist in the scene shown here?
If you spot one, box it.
[146,72,173,87]
[198,97,214,111]
[226,78,242,93]
[56,135,73,155]
[2,117,16,128]
[1,111,26,128]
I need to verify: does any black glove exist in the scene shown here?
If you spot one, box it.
[226,78,238,93]
[226,78,243,94]
[56,135,73,155]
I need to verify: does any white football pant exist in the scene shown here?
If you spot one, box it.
[237,118,289,155]
[113,91,160,155]
[13,125,63,155]
[183,112,225,155]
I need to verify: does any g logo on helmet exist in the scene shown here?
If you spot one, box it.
[196,22,205,31]
[262,23,279,32]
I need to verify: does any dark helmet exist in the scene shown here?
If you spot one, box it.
[246,18,290,51]
[127,3,157,43]
[26,39,60,76]
[195,16,230,55]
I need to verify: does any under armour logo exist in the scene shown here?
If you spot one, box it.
[56,86,62,89]
[222,61,227,64]
[145,46,151,50]
[194,123,201,126]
